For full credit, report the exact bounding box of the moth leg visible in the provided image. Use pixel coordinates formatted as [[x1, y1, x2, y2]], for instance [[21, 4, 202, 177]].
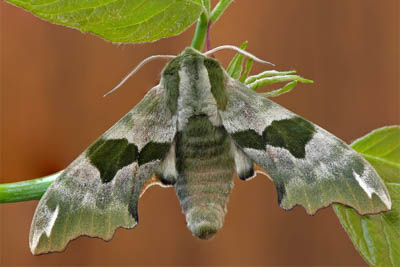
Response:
[[139, 175, 171, 198], [254, 165, 272, 181]]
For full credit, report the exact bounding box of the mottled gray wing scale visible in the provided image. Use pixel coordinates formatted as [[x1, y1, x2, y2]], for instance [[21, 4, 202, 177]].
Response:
[[220, 76, 391, 215], [30, 85, 176, 255]]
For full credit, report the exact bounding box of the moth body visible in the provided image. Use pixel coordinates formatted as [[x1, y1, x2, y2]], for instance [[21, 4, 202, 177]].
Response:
[[29, 47, 391, 255], [160, 48, 236, 239]]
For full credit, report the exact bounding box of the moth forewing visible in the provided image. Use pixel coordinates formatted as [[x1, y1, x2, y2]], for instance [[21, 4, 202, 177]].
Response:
[[29, 85, 177, 255], [219, 75, 391, 215]]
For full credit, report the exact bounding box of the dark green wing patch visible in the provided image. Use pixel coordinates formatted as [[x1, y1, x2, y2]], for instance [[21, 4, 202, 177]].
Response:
[[263, 117, 316, 158], [88, 139, 172, 183], [204, 58, 227, 110], [88, 138, 138, 183], [231, 129, 265, 150], [138, 142, 171, 166], [162, 57, 181, 115], [231, 116, 316, 159]]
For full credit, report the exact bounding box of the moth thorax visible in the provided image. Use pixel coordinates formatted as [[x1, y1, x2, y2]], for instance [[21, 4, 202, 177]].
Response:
[[175, 114, 235, 239]]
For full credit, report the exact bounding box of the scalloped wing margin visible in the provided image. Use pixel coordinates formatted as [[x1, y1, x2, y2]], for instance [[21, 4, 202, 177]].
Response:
[[29, 85, 176, 255], [220, 76, 391, 215]]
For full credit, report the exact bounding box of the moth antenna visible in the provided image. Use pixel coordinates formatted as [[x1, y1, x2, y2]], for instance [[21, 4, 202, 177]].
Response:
[[104, 55, 176, 97], [204, 45, 275, 66]]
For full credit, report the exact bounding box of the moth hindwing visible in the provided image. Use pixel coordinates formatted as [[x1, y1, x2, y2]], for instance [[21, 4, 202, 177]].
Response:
[[30, 47, 391, 254]]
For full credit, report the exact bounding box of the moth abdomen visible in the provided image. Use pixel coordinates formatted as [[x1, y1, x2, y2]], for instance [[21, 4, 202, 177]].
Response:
[[175, 168, 234, 240], [175, 115, 235, 239], [184, 204, 226, 240]]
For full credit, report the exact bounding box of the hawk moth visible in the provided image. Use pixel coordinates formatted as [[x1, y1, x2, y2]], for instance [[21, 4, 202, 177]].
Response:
[[29, 47, 391, 255]]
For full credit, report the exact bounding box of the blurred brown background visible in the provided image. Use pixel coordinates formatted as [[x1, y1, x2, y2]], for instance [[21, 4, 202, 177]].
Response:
[[1, 0, 399, 265]]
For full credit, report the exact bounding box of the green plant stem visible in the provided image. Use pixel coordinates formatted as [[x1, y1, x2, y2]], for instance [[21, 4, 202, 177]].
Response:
[[0, 171, 61, 203], [191, 0, 233, 51], [191, 11, 209, 51], [210, 0, 233, 23]]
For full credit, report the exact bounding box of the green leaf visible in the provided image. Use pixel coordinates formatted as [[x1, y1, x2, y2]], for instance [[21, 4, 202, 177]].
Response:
[[333, 126, 400, 267], [239, 58, 253, 83], [226, 41, 248, 79], [245, 70, 313, 96], [259, 80, 298, 98], [245, 70, 297, 85], [6, 0, 205, 43], [202, 0, 211, 13]]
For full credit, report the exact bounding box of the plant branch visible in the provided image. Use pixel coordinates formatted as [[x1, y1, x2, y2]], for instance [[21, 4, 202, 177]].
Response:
[[191, 0, 233, 51], [210, 0, 233, 23], [191, 12, 209, 51], [0, 171, 61, 203]]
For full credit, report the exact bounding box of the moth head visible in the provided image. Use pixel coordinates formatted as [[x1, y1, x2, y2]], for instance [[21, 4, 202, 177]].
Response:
[[106, 45, 273, 116], [161, 47, 228, 115]]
